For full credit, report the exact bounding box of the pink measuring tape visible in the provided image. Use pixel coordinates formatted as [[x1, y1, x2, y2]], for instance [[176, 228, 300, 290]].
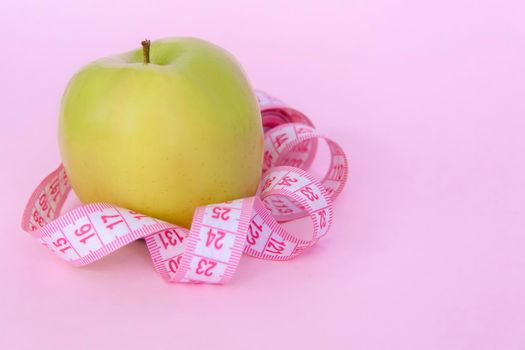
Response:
[[21, 91, 349, 284]]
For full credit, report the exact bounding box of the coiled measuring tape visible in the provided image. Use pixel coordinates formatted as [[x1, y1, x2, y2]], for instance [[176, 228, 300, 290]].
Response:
[[21, 91, 348, 284]]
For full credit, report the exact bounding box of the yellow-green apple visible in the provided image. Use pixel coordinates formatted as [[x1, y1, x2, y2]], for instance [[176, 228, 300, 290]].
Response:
[[59, 38, 263, 227]]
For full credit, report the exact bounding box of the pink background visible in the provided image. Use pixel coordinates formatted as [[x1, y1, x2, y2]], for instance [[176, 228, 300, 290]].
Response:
[[1, 0, 524, 349]]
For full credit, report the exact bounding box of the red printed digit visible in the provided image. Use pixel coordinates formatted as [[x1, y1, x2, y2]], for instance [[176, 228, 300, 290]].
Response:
[[292, 245, 307, 256], [277, 207, 293, 214], [101, 214, 124, 230], [168, 255, 183, 273], [39, 193, 49, 211], [318, 210, 327, 229], [265, 237, 286, 254], [52, 191, 60, 202], [33, 210, 45, 226], [206, 228, 226, 249], [330, 163, 345, 181], [59, 246, 72, 253], [292, 141, 309, 153], [159, 229, 185, 249], [196, 259, 217, 277], [128, 210, 148, 220], [49, 178, 59, 194], [262, 176, 276, 192], [274, 133, 289, 148], [159, 232, 169, 249], [271, 198, 293, 214], [300, 186, 319, 202], [53, 238, 72, 253], [247, 220, 262, 245], [337, 164, 346, 180], [211, 207, 231, 221], [49, 177, 61, 202], [74, 224, 96, 244], [277, 175, 298, 187], [263, 151, 273, 168], [220, 208, 231, 220]]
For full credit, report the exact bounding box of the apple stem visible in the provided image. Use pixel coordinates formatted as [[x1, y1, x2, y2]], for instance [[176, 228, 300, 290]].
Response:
[[141, 39, 151, 64]]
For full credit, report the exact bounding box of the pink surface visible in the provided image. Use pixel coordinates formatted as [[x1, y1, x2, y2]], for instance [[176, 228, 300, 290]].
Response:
[[1, 1, 524, 349]]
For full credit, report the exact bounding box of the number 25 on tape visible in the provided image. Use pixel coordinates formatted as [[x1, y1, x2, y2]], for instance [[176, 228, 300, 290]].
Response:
[[211, 207, 231, 221]]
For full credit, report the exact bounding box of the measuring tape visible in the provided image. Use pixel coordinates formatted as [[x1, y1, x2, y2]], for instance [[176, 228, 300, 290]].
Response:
[[21, 91, 349, 284]]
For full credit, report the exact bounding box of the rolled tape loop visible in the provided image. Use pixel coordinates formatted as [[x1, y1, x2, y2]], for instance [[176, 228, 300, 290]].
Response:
[[21, 90, 349, 284]]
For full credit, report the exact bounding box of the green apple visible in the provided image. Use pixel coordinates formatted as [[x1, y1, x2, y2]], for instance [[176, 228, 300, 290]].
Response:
[[59, 38, 263, 228]]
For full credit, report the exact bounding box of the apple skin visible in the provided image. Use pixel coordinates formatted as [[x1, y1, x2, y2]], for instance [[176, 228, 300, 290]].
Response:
[[59, 38, 263, 228]]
